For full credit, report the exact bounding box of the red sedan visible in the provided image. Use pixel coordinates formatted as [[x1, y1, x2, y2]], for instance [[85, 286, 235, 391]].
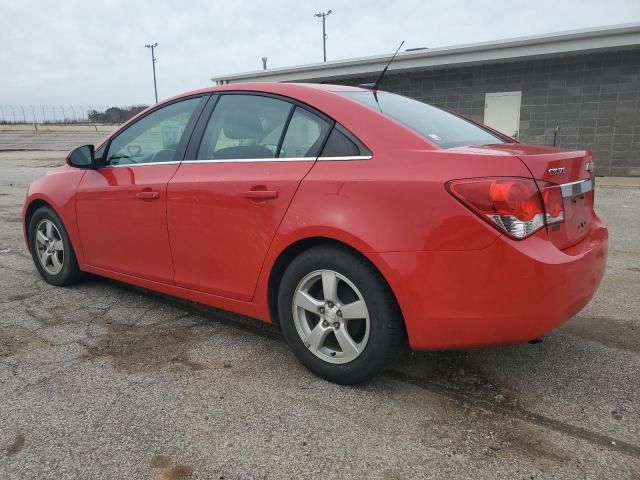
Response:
[[23, 83, 608, 384]]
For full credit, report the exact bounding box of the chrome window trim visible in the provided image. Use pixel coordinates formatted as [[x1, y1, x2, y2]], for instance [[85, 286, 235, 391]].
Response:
[[181, 155, 372, 164], [103, 160, 182, 168], [101, 155, 373, 167], [182, 157, 315, 164], [317, 155, 372, 161], [559, 177, 594, 198]]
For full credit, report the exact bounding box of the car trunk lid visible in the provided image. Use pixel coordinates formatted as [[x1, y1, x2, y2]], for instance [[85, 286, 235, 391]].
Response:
[[470, 144, 595, 249]]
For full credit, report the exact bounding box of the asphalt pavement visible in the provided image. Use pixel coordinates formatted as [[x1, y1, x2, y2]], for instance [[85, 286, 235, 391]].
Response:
[[1, 131, 639, 479]]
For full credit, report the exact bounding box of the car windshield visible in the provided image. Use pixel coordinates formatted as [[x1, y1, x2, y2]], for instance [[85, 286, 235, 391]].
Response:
[[342, 91, 507, 149]]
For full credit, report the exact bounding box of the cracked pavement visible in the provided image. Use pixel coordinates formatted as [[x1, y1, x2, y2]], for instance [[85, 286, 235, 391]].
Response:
[[1, 132, 639, 479]]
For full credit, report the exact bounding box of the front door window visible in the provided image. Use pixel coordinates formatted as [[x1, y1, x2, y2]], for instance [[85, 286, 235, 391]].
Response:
[[106, 97, 201, 165]]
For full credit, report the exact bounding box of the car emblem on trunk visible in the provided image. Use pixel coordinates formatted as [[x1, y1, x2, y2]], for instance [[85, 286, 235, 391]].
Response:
[[586, 160, 594, 172], [548, 167, 565, 175]]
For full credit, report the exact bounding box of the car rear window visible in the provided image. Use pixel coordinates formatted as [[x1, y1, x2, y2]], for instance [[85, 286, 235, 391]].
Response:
[[342, 91, 507, 149]]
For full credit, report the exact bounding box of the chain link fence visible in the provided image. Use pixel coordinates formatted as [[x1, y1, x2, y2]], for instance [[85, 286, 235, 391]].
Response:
[[0, 105, 148, 124]]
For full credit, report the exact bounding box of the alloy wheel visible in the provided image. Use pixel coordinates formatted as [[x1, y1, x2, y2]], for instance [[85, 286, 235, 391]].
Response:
[[35, 219, 64, 275], [292, 269, 370, 364]]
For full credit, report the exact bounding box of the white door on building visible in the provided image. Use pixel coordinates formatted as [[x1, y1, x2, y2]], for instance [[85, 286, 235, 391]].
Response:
[[484, 91, 522, 139]]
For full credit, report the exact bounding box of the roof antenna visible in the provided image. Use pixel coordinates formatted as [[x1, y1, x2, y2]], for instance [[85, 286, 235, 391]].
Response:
[[358, 40, 405, 91]]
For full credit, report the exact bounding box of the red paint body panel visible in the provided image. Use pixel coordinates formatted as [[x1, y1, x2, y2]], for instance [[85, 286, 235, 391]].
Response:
[[283, 148, 538, 253], [167, 161, 315, 300], [24, 82, 609, 352], [76, 165, 179, 283], [369, 217, 607, 350], [22, 165, 87, 263]]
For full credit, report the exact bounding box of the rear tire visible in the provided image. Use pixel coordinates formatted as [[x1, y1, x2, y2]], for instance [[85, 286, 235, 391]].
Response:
[[278, 245, 403, 384], [28, 206, 83, 286]]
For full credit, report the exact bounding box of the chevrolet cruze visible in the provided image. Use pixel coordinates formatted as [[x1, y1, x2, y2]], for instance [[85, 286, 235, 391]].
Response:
[[23, 83, 608, 384]]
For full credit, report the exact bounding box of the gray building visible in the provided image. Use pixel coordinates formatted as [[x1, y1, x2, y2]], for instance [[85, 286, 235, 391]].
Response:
[[212, 23, 640, 176]]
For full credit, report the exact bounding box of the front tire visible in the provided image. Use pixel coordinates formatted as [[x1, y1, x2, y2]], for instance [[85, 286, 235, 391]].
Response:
[[278, 245, 403, 384], [28, 206, 83, 286]]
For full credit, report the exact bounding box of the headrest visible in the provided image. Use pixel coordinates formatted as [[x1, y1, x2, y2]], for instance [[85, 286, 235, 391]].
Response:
[[223, 109, 263, 139]]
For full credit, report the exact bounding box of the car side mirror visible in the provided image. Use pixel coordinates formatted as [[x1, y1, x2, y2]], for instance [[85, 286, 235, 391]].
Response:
[[66, 144, 96, 169]]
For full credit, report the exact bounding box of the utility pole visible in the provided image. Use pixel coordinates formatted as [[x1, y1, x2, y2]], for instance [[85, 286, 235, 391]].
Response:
[[314, 10, 332, 62], [145, 43, 159, 103]]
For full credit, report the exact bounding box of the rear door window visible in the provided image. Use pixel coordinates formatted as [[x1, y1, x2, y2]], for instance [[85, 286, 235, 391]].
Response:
[[196, 94, 292, 160], [279, 107, 331, 158]]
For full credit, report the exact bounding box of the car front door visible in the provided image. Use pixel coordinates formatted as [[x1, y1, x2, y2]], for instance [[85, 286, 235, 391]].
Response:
[[167, 93, 332, 301], [75, 96, 205, 283]]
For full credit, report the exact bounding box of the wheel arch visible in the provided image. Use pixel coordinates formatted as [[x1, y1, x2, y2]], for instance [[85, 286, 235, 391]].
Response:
[[25, 198, 54, 223], [266, 236, 404, 333], [23, 198, 55, 244], [23, 196, 85, 266]]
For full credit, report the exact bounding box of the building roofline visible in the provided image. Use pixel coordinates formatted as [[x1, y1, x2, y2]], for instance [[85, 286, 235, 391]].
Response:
[[211, 23, 640, 84]]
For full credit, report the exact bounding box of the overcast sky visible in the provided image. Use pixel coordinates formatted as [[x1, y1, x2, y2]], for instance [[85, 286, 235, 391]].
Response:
[[0, 0, 639, 107]]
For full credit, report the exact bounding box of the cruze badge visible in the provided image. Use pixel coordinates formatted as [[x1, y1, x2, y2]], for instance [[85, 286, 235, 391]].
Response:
[[548, 167, 565, 175], [586, 160, 594, 172]]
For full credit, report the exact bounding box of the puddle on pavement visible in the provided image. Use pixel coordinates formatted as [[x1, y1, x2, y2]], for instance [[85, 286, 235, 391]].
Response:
[[150, 454, 193, 480], [82, 318, 210, 373], [0, 326, 50, 357], [24, 304, 68, 326], [562, 316, 640, 353], [399, 350, 522, 409], [395, 351, 574, 467], [4, 432, 25, 457]]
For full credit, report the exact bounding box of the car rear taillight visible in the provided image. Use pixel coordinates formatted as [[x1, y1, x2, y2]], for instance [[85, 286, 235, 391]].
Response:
[[539, 182, 564, 225], [447, 177, 565, 239]]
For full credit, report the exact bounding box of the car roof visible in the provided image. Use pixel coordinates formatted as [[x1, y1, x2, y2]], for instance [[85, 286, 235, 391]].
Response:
[[161, 82, 367, 104]]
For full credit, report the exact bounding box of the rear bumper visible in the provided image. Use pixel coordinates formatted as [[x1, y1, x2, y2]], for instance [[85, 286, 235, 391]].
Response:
[[372, 216, 608, 350]]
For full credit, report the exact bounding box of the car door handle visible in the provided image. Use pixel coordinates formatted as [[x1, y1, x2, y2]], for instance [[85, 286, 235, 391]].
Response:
[[136, 191, 160, 200], [243, 190, 278, 200]]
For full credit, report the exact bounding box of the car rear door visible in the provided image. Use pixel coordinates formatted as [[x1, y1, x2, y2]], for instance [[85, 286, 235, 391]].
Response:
[[75, 96, 206, 283], [167, 93, 332, 301]]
